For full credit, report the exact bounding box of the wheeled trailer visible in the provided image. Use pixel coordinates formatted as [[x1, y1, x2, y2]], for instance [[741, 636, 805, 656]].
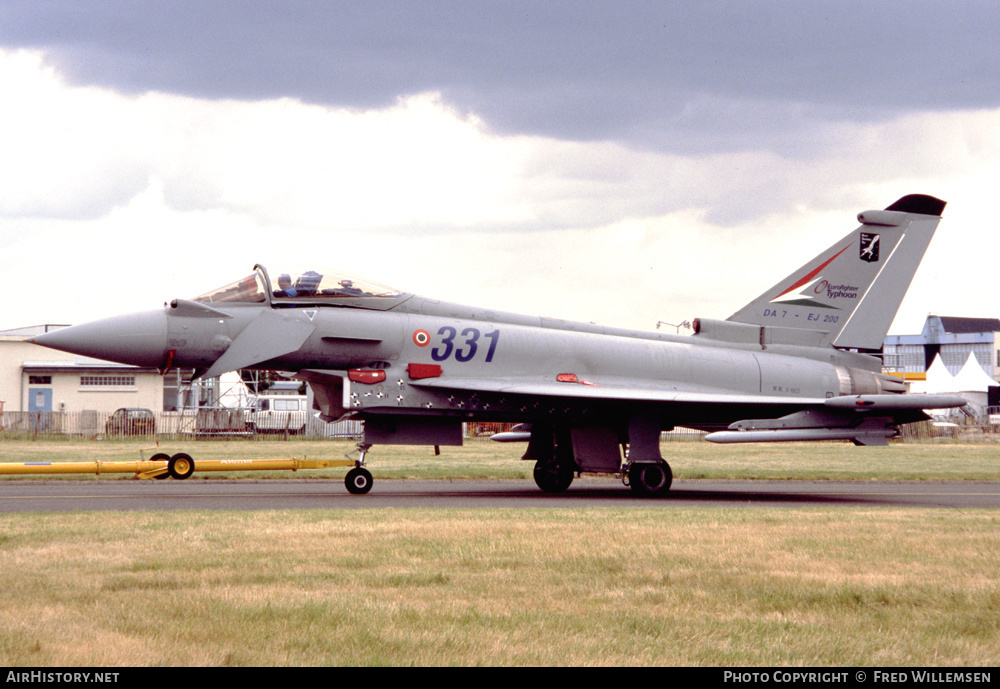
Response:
[[0, 450, 374, 494]]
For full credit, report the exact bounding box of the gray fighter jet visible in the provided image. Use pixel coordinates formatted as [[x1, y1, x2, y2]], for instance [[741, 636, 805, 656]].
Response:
[[32, 194, 965, 496]]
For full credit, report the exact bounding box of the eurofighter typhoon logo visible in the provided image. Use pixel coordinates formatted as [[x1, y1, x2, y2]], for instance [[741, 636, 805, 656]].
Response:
[[859, 232, 880, 263], [768, 243, 860, 309]]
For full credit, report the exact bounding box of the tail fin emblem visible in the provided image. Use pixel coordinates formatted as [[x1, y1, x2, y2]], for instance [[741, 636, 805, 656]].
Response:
[[859, 232, 880, 263]]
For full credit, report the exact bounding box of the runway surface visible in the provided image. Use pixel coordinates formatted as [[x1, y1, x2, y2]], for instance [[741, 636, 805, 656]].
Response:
[[1, 478, 999, 511]]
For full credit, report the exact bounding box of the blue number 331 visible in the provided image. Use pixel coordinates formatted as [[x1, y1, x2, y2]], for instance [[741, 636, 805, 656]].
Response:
[[431, 327, 500, 363]]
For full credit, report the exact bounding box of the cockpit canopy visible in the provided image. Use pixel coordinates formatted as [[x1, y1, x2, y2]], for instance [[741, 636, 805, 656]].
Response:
[[193, 266, 409, 309], [193, 272, 269, 304]]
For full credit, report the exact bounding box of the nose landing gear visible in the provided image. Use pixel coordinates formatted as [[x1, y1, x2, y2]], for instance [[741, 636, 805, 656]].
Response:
[[345, 443, 374, 494]]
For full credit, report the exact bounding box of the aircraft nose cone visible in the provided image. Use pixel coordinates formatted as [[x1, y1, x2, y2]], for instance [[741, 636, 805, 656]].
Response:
[[30, 310, 169, 368]]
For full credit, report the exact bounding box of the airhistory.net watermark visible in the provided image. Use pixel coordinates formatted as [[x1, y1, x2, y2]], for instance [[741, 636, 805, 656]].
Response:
[[6, 672, 119, 684]]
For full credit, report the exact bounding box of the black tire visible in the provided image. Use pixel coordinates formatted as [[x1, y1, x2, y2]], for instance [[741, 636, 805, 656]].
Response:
[[345, 467, 373, 494], [629, 462, 672, 497], [168, 453, 195, 480], [533, 460, 575, 493], [150, 452, 171, 480]]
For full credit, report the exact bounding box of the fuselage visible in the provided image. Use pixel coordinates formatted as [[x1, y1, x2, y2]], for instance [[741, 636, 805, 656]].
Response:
[[31, 264, 897, 433], [24, 196, 961, 494]]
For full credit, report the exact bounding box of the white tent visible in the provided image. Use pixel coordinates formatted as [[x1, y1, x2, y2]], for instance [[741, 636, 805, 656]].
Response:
[[909, 354, 955, 395], [954, 352, 998, 392], [952, 353, 998, 411], [910, 353, 996, 414]]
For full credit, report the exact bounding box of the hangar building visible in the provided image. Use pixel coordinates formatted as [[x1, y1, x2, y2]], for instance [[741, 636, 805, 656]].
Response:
[[882, 316, 1000, 383]]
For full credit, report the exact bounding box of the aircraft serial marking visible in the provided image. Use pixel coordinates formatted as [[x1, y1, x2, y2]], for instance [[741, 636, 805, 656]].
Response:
[[430, 326, 500, 363]]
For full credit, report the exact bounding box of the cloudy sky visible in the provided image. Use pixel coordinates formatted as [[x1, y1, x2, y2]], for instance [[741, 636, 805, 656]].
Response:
[[3, 1, 1000, 337]]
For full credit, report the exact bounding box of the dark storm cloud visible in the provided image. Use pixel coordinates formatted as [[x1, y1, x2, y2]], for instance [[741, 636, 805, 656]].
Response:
[[5, 0, 1000, 153]]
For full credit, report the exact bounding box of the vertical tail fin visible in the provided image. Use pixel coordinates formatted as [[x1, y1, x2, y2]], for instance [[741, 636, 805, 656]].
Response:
[[727, 194, 946, 350]]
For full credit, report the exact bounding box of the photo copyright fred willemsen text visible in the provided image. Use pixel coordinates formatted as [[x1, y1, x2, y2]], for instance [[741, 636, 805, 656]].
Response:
[[724, 671, 991, 684]]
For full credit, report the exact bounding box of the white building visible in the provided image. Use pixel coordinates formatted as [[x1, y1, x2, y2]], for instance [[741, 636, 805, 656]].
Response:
[[1, 326, 165, 416]]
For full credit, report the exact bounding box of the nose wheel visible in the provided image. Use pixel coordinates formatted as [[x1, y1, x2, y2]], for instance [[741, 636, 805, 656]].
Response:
[[345, 443, 374, 494], [345, 467, 373, 494]]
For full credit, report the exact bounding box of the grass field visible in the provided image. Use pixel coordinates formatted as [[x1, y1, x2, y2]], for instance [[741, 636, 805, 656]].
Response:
[[2, 437, 1000, 482], [1, 508, 998, 666], [1, 439, 998, 666]]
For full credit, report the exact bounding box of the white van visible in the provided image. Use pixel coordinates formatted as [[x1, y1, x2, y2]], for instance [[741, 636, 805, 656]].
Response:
[[246, 394, 308, 434]]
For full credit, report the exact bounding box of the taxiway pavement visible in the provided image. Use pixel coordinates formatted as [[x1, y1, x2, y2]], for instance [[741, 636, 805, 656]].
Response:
[[1, 478, 998, 512]]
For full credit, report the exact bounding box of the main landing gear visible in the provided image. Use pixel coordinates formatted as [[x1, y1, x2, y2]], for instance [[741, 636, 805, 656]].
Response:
[[531, 458, 674, 497], [624, 461, 673, 497], [524, 420, 674, 497], [532, 459, 576, 493]]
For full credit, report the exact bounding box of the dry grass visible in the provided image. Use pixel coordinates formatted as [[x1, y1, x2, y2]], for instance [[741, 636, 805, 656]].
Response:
[[1, 508, 998, 666]]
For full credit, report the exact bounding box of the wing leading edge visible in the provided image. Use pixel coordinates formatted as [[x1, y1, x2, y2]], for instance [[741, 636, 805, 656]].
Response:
[[407, 375, 828, 406], [410, 378, 966, 416], [408, 376, 966, 445]]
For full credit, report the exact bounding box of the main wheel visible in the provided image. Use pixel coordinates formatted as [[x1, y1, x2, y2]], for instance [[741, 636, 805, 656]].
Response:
[[533, 460, 575, 493], [628, 462, 672, 497], [345, 467, 373, 494], [168, 453, 195, 480]]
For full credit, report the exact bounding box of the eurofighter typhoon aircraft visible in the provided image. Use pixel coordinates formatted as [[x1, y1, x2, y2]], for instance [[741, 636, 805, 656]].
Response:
[[32, 194, 965, 496]]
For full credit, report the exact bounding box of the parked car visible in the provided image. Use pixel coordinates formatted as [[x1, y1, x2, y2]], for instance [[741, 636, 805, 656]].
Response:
[[105, 408, 155, 436], [245, 394, 308, 434]]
